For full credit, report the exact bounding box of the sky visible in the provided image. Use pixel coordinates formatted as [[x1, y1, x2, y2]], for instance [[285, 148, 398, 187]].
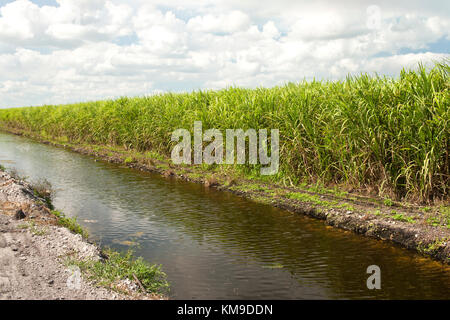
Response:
[[0, 0, 448, 108]]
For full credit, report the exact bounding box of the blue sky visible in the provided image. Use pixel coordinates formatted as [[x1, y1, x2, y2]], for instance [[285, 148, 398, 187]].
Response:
[[0, 0, 448, 108]]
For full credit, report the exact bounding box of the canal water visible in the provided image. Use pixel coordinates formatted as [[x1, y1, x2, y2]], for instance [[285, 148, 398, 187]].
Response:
[[0, 132, 449, 299]]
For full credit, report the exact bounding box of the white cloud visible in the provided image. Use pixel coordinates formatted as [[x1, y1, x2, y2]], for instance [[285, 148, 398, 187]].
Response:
[[261, 21, 279, 39], [0, 0, 448, 108], [133, 7, 188, 54], [187, 10, 250, 33], [0, 0, 40, 40]]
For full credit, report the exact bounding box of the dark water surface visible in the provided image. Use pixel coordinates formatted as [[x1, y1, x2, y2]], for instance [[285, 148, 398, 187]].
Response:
[[0, 132, 449, 299]]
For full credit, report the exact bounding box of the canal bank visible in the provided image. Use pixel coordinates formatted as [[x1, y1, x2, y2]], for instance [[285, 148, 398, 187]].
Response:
[[2, 128, 449, 266], [0, 169, 167, 300]]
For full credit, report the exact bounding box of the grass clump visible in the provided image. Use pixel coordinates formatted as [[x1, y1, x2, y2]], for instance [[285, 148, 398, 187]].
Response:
[[18, 221, 47, 236], [31, 178, 54, 209], [146, 150, 165, 161], [124, 156, 134, 164], [51, 210, 88, 238], [372, 210, 382, 216], [426, 206, 450, 228], [0, 61, 448, 202], [419, 237, 449, 254], [68, 248, 169, 295], [392, 213, 416, 223], [7, 168, 27, 181]]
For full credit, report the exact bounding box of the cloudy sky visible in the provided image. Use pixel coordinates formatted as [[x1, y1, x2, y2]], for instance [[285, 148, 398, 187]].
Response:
[[0, 0, 448, 108]]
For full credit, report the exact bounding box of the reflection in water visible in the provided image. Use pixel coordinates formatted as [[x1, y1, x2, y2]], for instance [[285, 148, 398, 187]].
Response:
[[0, 132, 449, 299]]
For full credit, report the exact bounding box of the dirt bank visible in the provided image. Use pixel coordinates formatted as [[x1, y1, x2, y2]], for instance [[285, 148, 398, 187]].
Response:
[[0, 170, 161, 300], [1, 128, 450, 265]]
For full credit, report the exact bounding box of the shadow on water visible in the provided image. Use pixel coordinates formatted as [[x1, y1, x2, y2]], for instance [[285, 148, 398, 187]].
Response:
[[0, 132, 449, 299]]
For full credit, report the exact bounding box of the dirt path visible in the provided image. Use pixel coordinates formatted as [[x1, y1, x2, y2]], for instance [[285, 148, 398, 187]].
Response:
[[0, 171, 155, 300], [0, 214, 122, 299]]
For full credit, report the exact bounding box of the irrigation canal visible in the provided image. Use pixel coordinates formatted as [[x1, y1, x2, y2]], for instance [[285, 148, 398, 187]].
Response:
[[0, 132, 449, 299]]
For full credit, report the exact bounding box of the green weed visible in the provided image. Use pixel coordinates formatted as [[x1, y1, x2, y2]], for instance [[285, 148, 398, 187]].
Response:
[[51, 210, 88, 238], [67, 248, 169, 295]]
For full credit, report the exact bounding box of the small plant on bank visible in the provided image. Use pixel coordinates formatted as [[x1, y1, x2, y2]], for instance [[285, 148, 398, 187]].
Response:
[[427, 216, 441, 227], [425, 206, 450, 228], [18, 221, 47, 236], [31, 178, 54, 210], [372, 210, 382, 216], [392, 213, 416, 223], [8, 168, 28, 181], [419, 237, 449, 255], [68, 248, 169, 296], [51, 210, 88, 238], [146, 150, 165, 161], [124, 156, 134, 164]]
